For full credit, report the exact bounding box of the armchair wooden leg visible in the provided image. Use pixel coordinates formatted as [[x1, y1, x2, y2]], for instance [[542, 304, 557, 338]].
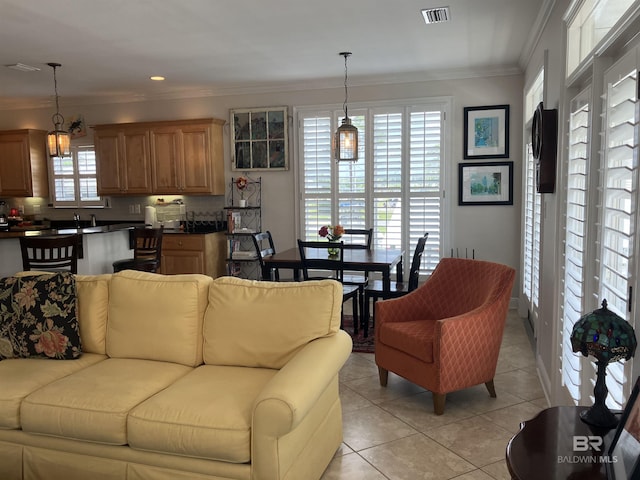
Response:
[[433, 393, 446, 415], [485, 380, 496, 398], [378, 367, 388, 386]]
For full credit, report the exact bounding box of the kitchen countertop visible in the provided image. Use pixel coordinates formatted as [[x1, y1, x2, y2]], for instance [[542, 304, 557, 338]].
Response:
[[0, 224, 227, 239], [0, 223, 142, 239]]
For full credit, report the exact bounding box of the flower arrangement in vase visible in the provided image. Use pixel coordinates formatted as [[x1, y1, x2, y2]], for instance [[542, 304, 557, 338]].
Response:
[[318, 224, 345, 256]]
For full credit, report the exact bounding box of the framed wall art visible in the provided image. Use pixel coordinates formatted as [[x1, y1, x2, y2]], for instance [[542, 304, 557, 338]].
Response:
[[231, 106, 288, 171], [463, 104, 509, 159], [458, 161, 513, 205]]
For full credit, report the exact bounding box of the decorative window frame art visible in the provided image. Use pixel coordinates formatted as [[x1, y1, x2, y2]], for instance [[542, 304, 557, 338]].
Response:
[[458, 161, 513, 206], [231, 106, 288, 171], [463, 104, 509, 159]]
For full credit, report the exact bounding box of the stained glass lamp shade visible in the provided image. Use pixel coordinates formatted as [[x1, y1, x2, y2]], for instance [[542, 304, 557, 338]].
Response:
[[571, 299, 637, 428]]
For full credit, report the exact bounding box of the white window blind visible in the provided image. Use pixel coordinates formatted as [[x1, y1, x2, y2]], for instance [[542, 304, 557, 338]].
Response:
[[596, 49, 637, 408], [560, 88, 592, 404], [298, 100, 447, 277], [522, 70, 544, 329], [50, 145, 103, 207]]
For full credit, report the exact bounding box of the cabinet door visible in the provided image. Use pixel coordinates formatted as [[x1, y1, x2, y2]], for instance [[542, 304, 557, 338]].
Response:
[[181, 125, 212, 193], [150, 127, 182, 193], [161, 250, 205, 274], [121, 129, 152, 194], [0, 133, 33, 196], [95, 130, 124, 195]]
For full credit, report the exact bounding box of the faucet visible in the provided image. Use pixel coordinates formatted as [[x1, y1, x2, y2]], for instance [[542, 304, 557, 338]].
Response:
[[73, 212, 80, 228]]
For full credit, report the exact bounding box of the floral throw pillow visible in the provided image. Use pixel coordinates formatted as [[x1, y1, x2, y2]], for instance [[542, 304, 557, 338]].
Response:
[[0, 272, 81, 360], [0, 276, 17, 359]]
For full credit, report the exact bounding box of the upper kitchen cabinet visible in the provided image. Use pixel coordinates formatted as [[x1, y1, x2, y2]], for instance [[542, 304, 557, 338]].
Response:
[[0, 129, 49, 197], [150, 119, 225, 195], [94, 126, 153, 195]]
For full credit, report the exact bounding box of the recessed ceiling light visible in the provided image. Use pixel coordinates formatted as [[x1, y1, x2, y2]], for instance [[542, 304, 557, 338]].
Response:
[[421, 7, 450, 24], [6, 63, 41, 72], [150, 76, 165, 81]]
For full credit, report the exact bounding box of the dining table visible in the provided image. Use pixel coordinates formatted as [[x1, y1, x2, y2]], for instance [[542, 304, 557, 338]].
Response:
[[261, 247, 404, 295]]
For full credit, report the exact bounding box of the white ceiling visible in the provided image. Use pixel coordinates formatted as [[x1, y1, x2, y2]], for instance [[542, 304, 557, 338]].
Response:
[[0, 0, 545, 109]]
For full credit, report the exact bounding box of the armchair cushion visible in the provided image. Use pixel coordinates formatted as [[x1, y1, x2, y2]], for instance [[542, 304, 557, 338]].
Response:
[[378, 320, 436, 363]]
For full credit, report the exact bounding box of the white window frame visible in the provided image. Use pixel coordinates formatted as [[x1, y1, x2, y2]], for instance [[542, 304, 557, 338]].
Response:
[[49, 144, 104, 208], [294, 97, 452, 278]]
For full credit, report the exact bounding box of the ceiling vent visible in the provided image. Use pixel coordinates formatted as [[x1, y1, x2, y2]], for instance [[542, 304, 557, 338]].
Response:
[[421, 7, 450, 24]]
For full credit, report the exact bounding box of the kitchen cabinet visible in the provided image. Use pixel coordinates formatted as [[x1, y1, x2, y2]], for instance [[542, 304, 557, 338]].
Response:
[[94, 126, 152, 195], [0, 129, 48, 197], [93, 118, 224, 196], [150, 119, 225, 195], [161, 232, 226, 277]]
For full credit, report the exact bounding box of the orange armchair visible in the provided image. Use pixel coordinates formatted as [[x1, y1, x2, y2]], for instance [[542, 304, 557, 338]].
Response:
[[374, 258, 515, 415]]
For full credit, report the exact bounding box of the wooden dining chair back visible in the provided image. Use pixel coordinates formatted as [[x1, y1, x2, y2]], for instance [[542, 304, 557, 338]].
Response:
[[363, 232, 429, 337], [252, 231, 279, 280], [20, 234, 80, 274], [113, 227, 164, 273], [342, 228, 374, 250], [297, 239, 360, 333], [341, 228, 374, 334]]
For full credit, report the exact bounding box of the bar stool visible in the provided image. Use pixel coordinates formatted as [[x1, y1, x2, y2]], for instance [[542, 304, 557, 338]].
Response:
[[20, 234, 80, 273], [113, 227, 164, 273]]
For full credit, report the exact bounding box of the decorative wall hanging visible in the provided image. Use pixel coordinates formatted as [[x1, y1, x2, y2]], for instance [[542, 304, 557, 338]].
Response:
[[231, 106, 288, 171], [458, 161, 513, 205], [463, 104, 510, 159], [532, 102, 558, 193]]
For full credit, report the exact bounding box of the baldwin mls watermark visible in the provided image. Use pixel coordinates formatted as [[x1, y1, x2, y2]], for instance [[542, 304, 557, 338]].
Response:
[[557, 436, 618, 464]]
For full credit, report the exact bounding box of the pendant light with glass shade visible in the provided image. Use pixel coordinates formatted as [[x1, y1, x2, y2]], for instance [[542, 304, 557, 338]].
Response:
[[47, 62, 71, 158], [335, 52, 358, 162]]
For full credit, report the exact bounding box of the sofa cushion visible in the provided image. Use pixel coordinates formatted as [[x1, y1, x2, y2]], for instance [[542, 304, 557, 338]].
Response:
[[0, 353, 106, 429], [378, 319, 436, 363], [203, 277, 342, 368], [107, 271, 212, 367], [0, 272, 81, 360], [20, 358, 192, 445], [128, 365, 277, 463], [76, 274, 111, 355]]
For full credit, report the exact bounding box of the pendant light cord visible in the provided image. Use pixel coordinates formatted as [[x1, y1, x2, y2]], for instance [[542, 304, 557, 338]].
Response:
[[341, 52, 351, 119], [48, 62, 64, 127]]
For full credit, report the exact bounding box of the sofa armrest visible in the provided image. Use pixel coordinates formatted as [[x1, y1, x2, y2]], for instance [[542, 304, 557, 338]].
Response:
[[252, 330, 351, 437]]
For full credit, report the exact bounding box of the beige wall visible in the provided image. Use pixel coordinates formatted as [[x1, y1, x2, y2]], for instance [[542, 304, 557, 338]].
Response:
[[0, 73, 524, 291]]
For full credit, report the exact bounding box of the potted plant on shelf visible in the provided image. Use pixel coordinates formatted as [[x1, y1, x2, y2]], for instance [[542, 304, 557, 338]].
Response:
[[236, 176, 248, 207]]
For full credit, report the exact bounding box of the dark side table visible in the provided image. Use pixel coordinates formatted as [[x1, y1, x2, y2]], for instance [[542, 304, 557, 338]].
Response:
[[506, 406, 617, 480]]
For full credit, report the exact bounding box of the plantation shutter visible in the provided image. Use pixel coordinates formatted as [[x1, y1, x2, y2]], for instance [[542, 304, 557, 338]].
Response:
[[298, 100, 447, 278], [594, 49, 638, 409], [560, 87, 592, 403]]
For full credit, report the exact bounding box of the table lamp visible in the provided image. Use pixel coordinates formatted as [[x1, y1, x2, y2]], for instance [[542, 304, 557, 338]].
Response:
[[571, 299, 637, 428]]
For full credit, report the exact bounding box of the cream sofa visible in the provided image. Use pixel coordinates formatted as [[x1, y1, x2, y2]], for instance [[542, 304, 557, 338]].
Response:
[[0, 270, 352, 480]]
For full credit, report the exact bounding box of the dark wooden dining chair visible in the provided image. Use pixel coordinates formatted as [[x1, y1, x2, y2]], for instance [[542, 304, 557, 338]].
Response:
[[252, 231, 280, 281], [297, 240, 360, 333], [20, 234, 80, 274], [342, 228, 374, 334], [113, 227, 164, 273], [363, 232, 429, 337]]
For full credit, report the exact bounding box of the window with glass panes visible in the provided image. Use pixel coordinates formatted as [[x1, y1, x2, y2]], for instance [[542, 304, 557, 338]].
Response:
[[50, 145, 102, 207], [297, 100, 448, 277]]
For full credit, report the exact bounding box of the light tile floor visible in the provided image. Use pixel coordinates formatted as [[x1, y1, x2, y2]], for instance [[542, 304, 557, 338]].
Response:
[[321, 310, 548, 480]]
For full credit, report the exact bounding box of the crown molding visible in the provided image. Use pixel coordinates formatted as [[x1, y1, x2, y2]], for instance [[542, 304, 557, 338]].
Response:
[[0, 65, 523, 111]]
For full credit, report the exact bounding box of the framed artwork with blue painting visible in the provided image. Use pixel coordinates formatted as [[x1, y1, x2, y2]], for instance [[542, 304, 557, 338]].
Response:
[[463, 105, 509, 159]]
